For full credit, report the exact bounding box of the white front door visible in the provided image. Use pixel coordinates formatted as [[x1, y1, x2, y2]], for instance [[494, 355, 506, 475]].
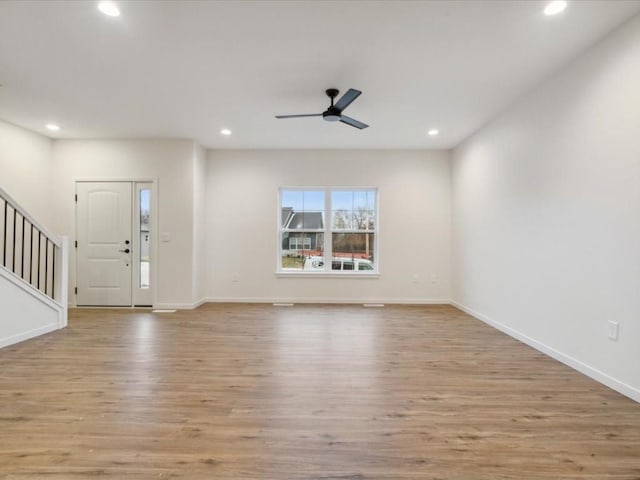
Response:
[[76, 182, 133, 306]]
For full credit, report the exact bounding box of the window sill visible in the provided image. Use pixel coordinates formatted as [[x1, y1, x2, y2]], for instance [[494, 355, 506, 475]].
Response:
[[276, 271, 380, 279]]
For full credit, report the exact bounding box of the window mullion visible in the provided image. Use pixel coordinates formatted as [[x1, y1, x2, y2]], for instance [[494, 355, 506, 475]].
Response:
[[324, 188, 332, 271]]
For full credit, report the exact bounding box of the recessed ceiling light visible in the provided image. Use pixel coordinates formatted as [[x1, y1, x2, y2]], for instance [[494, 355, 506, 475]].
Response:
[[428, 129, 439, 136], [544, 0, 567, 16], [46, 124, 61, 132], [220, 128, 232, 136], [98, 1, 121, 17]]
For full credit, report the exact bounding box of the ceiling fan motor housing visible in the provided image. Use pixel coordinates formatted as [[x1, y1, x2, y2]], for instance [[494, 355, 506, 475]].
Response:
[[323, 108, 341, 122]]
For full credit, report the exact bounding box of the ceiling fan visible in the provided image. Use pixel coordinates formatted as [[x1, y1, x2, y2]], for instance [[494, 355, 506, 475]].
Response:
[[275, 88, 369, 129]]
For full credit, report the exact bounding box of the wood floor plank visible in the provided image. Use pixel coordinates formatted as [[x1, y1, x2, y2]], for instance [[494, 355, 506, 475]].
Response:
[[0, 304, 639, 479]]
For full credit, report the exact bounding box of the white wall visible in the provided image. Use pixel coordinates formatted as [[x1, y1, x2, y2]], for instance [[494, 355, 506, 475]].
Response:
[[206, 149, 451, 303], [0, 120, 54, 229], [452, 15, 640, 400], [52, 139, 198, 308], [0, 267, 62, 348]]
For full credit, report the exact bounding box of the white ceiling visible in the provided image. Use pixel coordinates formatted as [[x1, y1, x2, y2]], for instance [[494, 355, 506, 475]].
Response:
[[0, 0, 639, 149]]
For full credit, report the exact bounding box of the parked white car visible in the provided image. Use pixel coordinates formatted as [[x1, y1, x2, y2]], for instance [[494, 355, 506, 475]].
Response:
[[303, 255, 374, 271]]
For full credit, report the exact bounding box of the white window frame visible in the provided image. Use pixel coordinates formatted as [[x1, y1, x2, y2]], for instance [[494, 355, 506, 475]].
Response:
[[277, 187, 379, 277]]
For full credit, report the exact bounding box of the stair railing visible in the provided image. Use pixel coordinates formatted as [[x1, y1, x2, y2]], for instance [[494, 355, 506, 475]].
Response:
[[0, 186, 63, 303]]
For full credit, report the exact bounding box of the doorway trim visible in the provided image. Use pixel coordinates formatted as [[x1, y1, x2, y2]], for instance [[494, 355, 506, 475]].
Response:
[[74, 177, 158, 308]]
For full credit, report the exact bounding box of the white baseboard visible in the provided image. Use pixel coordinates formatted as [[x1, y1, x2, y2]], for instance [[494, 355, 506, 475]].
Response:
[[203, 297, 451, 305], [79, 296, 449, 309], [192, 298, 207, 309], [451, 301, 640, 403], [0, 323, 60, 349]]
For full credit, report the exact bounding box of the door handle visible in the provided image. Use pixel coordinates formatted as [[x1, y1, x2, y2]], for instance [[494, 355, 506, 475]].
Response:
[[119, 248, 130, 254]]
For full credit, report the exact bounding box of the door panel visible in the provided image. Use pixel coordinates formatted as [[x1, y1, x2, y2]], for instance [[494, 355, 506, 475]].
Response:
[[77, 182, 132, 306]]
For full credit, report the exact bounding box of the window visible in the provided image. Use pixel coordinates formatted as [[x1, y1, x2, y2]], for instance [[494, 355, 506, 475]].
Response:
[[279, 188, 377, 273], [289, 237, 311, 250], [139, 188, 151, 288]]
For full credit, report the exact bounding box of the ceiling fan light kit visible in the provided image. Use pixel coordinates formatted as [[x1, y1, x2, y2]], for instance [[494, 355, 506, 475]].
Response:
[[275, 88, 369, 129]]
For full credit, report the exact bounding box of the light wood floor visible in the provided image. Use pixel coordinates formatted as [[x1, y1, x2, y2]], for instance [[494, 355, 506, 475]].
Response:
[[1, 304, 639, 479]]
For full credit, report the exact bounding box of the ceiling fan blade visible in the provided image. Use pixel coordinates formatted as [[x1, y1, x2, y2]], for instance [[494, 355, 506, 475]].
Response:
[[334, 88, 362, 112], [340, 115, 369, 130], [275, 114, 322, 119]]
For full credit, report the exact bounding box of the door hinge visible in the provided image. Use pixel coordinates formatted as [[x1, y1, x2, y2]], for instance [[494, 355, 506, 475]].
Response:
[[75, 194, 78, 202], [74, 287, 78, 295], [75, 240, 78, 248]]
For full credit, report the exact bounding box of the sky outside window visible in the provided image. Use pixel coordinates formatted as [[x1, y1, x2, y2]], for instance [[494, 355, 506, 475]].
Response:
[[281, 190, 325, 211], [140, 189, 150, 216], [331, 190, 375, 210]]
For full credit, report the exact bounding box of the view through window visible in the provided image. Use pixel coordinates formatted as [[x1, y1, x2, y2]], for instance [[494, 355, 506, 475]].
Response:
[[280, 188, 377, 273], [139, 188, 150, 288]]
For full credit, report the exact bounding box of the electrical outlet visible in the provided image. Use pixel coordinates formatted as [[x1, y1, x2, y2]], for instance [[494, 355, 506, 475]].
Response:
[[607, 320, 619, 341], [431, 274, 438, 284], [411, 274, 419, 284], [231, 273, 240, 284]]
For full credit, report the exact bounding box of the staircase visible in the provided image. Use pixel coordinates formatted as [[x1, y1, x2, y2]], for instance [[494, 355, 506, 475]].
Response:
[[0, 186, 68, 348]]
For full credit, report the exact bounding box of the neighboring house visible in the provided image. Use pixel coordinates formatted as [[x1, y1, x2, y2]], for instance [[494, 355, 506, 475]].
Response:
[[281, 208, 324, 253]]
